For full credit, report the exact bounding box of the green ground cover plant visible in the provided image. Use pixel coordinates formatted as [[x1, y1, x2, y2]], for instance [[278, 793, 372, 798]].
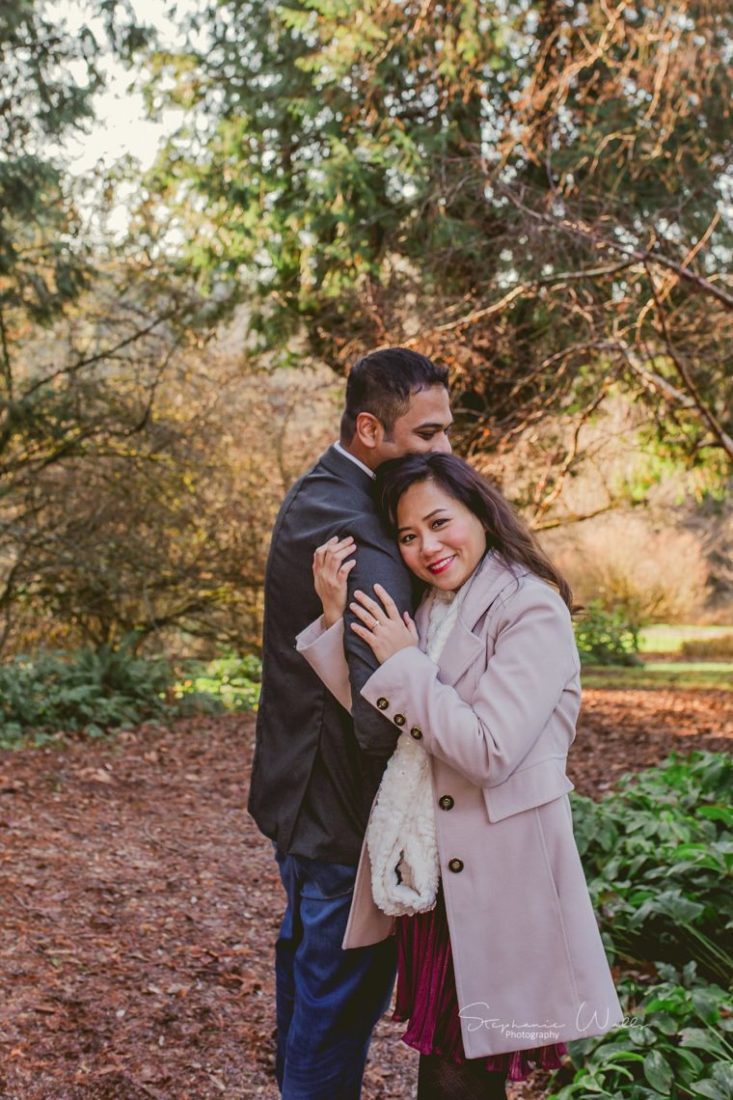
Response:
[[552, 752, 733, 1099], [572, 751, 732, 984], [0, 638, 172, 746], [554, 963, 733, 1100], [0, 646, 263, 746], [172, 654, 262, 714]]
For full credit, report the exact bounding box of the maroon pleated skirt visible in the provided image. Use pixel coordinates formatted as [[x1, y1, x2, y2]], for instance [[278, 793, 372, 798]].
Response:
[[392, 884, 569, 1083]]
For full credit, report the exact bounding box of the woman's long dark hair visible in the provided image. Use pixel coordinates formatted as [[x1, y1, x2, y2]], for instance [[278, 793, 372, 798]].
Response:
[[375, 453, 574, 611]]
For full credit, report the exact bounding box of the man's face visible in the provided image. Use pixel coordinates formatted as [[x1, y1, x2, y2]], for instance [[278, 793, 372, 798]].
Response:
[[374, 385, 453, 464]]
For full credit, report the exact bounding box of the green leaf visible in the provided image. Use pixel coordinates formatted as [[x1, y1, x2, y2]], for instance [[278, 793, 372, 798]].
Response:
[[690, 1083, 728, 1100], [691, 987, 726, 1024], [675, 1048, 706, 1076], [711, 1063, 733, 1090], [643, 1050, 673, 1093], [628, 1025, 656, 1046], [680, 1028, 727, 1056]]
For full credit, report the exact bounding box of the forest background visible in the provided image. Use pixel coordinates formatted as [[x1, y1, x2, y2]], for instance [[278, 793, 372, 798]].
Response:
[[1, 0, 732, 666]]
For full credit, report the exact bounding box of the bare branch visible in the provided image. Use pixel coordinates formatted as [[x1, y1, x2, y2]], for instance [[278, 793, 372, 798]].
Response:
[[500, 188, 733, 312], [404, 262, 636, 338], [647, 267, 733, 462]]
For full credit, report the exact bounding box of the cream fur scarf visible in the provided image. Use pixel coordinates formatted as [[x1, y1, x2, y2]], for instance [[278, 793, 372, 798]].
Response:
[[365, 582, 470, 917]]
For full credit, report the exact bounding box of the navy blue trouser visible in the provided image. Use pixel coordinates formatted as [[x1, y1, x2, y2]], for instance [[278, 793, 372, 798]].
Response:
[[274, 848, 397, 1099]]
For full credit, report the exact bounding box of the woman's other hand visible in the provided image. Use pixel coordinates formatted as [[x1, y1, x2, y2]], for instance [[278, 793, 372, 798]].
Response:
[[350, 583, 418, 664], [313, 536, 357, 627]]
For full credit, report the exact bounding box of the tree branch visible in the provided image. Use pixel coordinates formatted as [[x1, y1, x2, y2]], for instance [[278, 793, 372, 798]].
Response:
[[500, 187, 733, 312], [646, 267, 733, 462]]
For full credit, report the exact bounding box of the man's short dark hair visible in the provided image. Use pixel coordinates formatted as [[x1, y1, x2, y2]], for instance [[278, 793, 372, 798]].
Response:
[[340, 347, 449, 444]]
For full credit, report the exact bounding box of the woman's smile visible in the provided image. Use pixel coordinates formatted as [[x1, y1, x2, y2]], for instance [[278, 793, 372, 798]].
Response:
[[425, 553, 458, 576]]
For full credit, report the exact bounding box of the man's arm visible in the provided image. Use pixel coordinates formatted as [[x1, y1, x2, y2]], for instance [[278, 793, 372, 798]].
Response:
[[342, 521, 415, 757]]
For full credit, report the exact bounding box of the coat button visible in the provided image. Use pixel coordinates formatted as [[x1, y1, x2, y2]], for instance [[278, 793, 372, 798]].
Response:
[[410, 727, 422, 740], [376, 698, 389, 710], [439, 795, 454, 811], [448, 858, 464, 873], [394, 713, 406, 727]]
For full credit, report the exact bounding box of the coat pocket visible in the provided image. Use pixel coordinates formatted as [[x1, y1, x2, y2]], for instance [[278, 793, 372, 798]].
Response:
[[482, 757, 575, 823]]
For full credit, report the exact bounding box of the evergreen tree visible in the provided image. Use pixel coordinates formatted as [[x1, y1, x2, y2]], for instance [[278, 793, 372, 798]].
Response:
[[149, 0, 733, 473]]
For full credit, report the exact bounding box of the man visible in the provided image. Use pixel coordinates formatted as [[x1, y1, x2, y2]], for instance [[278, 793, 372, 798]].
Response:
[[248, 347, 452, 1099]]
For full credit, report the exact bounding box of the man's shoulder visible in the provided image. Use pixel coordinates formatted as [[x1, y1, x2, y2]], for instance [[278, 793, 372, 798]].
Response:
[[286, 448, 371, 501], [268, 450, 390, 570], [277, 450, 377, 527]]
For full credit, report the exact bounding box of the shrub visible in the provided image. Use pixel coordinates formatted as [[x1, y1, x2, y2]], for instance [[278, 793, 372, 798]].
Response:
[[555, 753, 733, 1097], [173, 653, 261, 713], [0, 644, 263, 745], [548, 514, 709, 624], [552, 962, 733, 1100], [0, 635, 172, 745], [680, 634, 733, 660], [574, 602, 642, 666], [571, 751, 733, 986]]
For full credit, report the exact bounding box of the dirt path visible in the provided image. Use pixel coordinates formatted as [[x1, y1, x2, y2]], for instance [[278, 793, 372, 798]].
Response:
[[0, 689, 730, 1100]]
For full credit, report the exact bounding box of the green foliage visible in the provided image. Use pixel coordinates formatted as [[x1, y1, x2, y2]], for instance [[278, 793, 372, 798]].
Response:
[[552, 753, 733, 1097], [0, 1, 152, 326], [553, 962, 733, 1100], [0, 644, 263, 744], [571, 752, 733, 986], [0, 2, 95, 324], [145, 0, 733, 474], [173, 654, 261, 714], [0, 636, 171, 745], [575, 602, 642, 667], [0, 4, 204, 658]]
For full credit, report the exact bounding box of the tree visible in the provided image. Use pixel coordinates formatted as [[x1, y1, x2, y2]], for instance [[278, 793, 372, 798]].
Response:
[[0, 2, 241, 652], [0, 0, 151, 331], [148, 0, 733, 508], [0, 277, 341, 654]]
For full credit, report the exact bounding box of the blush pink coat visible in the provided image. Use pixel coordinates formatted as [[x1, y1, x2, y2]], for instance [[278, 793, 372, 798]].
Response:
[[295, 551, 624, 1058]]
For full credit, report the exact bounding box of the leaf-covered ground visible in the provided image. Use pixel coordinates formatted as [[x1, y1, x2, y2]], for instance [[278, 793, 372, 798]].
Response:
[[1, 689, 731, 1100]]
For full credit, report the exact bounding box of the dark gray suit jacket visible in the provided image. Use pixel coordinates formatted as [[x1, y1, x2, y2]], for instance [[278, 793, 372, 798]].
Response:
[[247, 444, 420, 864]]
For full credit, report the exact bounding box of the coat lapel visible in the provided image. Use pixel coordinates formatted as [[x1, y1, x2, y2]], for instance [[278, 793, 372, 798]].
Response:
[[415, 596, 431, 640], [437, 618, 486, 686], [419, 552, 529, 687]]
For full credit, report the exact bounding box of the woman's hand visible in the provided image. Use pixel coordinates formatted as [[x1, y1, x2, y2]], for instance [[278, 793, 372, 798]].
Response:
[[350, 583, 418, 664], [313, 536, 357, 627]]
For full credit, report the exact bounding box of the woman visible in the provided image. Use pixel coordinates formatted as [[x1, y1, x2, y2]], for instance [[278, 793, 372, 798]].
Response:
[[295, 454, 623, 1099]]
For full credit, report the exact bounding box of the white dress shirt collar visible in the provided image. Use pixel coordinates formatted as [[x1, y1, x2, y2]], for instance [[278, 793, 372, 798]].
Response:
[[333, 440, 376, 481]]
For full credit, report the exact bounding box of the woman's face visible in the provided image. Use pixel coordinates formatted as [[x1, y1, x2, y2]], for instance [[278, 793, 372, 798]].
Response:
[[396, 478, 487, 591]]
